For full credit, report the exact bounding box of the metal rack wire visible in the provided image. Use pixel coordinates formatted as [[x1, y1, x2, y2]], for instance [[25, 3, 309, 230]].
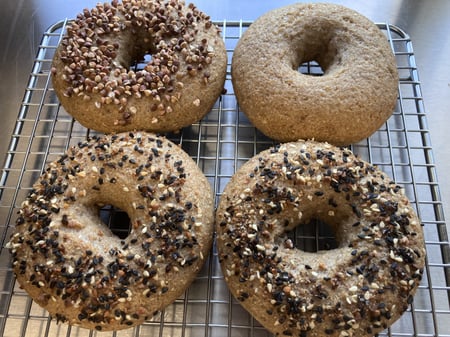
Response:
[[0, 20, 449, 337]]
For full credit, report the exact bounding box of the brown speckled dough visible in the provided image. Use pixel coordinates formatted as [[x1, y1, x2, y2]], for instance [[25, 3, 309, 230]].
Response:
[[52, 0, 227, 133], [7, 132, 214, 331], [216, 140, 425, 337], [231, 3, 399, 145]]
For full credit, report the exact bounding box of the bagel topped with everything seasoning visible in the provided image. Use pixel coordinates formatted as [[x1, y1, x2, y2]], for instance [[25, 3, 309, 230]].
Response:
[[216, 140, 425, 337], [52, 0, 227, 133], [7, 132, 214, 331]]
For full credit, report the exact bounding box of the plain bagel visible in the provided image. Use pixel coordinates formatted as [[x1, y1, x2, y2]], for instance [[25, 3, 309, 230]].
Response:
[[231, 3, 399, 145], [7, 132, 214, 331], [216, 140, 425, 337], [52, 0, 227, 133]]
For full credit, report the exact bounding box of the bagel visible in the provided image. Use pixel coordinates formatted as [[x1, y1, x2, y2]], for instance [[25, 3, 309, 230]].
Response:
[[231, 3, 398, 145], [7, 132, 214, 331], [216, 140, 425, 337], [51, 0, 227, 133]]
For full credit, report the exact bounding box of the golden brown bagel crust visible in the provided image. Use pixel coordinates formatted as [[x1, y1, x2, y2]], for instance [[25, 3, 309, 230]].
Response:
[[7, 132, 214, 331], [216, 140, 425, 337], [231, 3, 398, 145], [52, 0, 227, 133]]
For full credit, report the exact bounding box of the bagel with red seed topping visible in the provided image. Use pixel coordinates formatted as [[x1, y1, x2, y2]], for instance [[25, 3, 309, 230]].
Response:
[[52, 0, 227, 133]]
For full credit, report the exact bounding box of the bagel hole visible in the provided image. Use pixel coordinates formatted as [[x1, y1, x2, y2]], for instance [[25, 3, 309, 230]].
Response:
[[298, 60, 324, 76], [119, 34, 155, 71], [286, 218, 338, 252], [99, 205, 132, 240], [130, 53, 153, 71]]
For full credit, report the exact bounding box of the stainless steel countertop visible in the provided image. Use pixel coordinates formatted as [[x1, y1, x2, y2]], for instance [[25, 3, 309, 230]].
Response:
[[1, 0, 449, 226]]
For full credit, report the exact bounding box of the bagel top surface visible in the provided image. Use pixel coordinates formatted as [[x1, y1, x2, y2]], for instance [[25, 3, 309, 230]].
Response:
[[216, 140, 425, 337], [231, 3, 399, 145], [51, 0, 227, 133], [7, 132, 214, 331]]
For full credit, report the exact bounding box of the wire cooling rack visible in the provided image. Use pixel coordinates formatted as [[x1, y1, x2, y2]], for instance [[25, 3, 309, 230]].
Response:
[[0, 20, 449, 337]]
